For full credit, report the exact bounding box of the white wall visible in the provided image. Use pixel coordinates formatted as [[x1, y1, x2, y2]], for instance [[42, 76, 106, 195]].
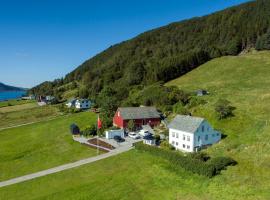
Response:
[[105, 129, 125, 139], [169, 120, 221, 152], [169, 128, 194, 152]]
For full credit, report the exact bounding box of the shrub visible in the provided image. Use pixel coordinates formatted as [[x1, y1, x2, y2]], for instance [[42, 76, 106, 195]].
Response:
[[173, 102, 190, 115], [215, 99, 236, 120], [208, 157, 237, 173], [134, 142, 236, 178]]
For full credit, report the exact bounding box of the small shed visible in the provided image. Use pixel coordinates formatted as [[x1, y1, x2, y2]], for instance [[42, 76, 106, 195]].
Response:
[[70, 124, 80, 135], [105, 129, 125, 139], [196, 89, 209, 96], [143, 134, 156, 146]]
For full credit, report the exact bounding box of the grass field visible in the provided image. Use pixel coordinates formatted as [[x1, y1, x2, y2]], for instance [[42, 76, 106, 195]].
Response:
[[0, 111, 99, 181], [0, 99, 35, 108], [1, 51, 270, 199], [0, 104, 61, 129]]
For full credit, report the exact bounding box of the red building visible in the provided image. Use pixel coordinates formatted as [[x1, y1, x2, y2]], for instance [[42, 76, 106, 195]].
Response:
[[113, 107, 161, 129]]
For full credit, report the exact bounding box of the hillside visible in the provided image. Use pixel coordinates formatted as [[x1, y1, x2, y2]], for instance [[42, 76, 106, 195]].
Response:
[[30, 0, 270, 103], [2, 51, 270, 200], [0, 82, 25, 92]]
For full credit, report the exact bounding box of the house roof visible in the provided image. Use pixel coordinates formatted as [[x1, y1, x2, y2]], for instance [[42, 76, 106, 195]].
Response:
[[118, 107, 160, 120], [143, 134, 155, 140], [168, 115, 204, 133]]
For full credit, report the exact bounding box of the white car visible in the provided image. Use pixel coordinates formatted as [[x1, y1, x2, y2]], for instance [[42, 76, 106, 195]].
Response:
[[128, 132, 140, 139], [139, 130, 150, 137]]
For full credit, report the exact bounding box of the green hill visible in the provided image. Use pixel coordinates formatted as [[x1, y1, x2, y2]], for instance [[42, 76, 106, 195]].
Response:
[[2, 51, 270, 200], [0, 82, 25, 92], [30, 0, 270, 104], [166, 50, 270, 197]]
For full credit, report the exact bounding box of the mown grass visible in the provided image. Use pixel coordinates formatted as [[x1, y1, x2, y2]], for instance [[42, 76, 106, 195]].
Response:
[[0, 111, 99, 181], [0, 99, 35, 108], [1, 51, 270, 199], [0, 105, 61, 129]]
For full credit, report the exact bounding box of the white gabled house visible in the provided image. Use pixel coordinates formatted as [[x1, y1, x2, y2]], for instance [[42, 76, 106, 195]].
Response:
[[75, 99, 91, 109], [168, 115, 221, 152], [66, 99, 76, 108]]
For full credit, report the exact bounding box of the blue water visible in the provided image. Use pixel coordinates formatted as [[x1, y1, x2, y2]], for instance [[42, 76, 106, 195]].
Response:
[[0, 91, 27, 102]]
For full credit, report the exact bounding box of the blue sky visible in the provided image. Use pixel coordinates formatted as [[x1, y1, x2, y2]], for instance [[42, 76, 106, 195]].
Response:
[[0, 0, 250, 88]]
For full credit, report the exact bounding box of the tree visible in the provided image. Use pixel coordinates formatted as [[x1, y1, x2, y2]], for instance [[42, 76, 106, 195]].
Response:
[[127, 120, 135, 131], [215, 99, 236, 120]]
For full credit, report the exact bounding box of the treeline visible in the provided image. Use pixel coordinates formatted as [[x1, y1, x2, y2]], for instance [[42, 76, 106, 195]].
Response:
[[30, 0, 270, 104]]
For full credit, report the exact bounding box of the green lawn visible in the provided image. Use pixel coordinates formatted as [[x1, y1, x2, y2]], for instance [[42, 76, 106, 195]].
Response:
[[0, 111, 99, 181], [1, 51, 270, 199], [0, 99, 36, 108], [0, 105, 61, 129]]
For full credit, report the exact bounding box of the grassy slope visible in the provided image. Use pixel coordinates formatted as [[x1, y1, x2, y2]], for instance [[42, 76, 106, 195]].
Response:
[[1, 51, 270, 200], [0, 105, 61, 129], [0, 99, 36, 108], [0, 111, 99, 181]]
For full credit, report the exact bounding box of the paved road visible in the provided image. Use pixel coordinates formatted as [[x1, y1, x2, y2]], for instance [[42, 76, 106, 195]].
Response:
[[0, 145, 133, 188]]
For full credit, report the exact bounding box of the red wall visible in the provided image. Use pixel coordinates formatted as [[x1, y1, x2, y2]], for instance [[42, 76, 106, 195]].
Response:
[[113, 110, 160, 129]]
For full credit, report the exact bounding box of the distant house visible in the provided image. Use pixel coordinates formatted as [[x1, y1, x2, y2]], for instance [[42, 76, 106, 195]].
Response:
[[75, 99, 91, 109], [168, 115, 221, 152], [45, 96, 55, 101], [113, 107, 161, 129], [143, 134, 156, 146], [196, 89, 209, 96], [21, 95, 35, 100], [66, 99, 76, 108]]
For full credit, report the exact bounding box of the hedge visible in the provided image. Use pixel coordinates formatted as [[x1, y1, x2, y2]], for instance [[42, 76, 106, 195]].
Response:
[[134, 142, 236, 178]]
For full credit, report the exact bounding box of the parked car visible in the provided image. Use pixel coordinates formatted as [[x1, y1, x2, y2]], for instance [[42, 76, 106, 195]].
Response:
[[113, 135, 125, 143], [128, 132, 140, 139], [139, 130, 151, 137]]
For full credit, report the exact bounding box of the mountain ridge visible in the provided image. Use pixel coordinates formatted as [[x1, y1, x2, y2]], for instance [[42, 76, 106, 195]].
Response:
[[0, 82, 26, 92], [30, 0, 270, 103]]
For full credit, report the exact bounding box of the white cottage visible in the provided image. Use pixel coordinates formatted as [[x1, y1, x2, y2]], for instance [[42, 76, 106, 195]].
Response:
[[168, 115, 221, 152]]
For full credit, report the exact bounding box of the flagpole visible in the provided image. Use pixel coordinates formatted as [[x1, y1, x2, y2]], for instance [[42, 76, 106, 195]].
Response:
[[97, 115, 99, 156]]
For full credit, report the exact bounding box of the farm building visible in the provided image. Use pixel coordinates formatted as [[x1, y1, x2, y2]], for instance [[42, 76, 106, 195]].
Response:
[[113, 107, 161, 129], [168, 115, 221, 152]]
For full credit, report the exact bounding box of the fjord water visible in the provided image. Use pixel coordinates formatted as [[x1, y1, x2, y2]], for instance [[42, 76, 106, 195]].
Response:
[[0, 91, 26, 102]]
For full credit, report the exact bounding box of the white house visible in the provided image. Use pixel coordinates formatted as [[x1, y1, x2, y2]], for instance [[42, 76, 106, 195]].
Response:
[[66, 99, 76, 108], [143, 134, 156, 146], [75, 99, 91, 109], [168, 115, 221, 152]]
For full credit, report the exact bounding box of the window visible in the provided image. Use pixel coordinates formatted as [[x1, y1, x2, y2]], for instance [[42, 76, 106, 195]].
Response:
[[172, 132, 175, 137], [183, 135, 186, 140], [187, 136, 190, 141], [183, 144, 186, 148], [217, 133, 220, 136], [187, 145, 190, 149], [212, 134, 215, 137], [205, 135, 208, 140], [202, 125, 204, 132], [176, 133, 179, 138], [172, 141, 175, 145], [176, 142, 178, 146], [198, 136, 200, 142]]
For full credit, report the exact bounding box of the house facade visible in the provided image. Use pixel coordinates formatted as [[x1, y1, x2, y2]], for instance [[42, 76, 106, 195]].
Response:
[[113, 107, 160, 129], [168, 115, 221, 152], [75, 99, 91, 109]]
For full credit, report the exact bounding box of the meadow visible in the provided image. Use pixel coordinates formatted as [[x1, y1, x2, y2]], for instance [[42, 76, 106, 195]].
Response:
[[0, 104, 61, 129], [1, 51, 270, 199], [0, 111, 99, 181], [0, 99, 35, 108]]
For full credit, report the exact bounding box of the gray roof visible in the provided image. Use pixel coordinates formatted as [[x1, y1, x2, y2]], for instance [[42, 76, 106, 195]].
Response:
[[118, 107, 160, 120], [168, 115, 204, 133]]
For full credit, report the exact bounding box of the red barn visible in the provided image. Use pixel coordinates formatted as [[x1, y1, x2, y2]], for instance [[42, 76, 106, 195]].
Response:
[[113, 107, 161, 129]]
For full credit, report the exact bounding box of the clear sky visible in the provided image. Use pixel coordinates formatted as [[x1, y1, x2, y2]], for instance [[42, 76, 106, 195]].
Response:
[[0, 0, 250, 88]]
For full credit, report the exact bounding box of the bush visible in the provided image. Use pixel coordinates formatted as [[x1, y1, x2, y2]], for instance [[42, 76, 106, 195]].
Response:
[[187, 97, 207, 109], [82, 124, 97, 137], [134, 142, 236, 177], [208, 157, 237, 173], [215, 99, 236, 120], [173, 102, 190, 115]]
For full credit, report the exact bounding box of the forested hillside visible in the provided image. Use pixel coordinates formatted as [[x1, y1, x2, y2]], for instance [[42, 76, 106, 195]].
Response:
[[30, 0, 270, 103], [0, 82, 25, 92]]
